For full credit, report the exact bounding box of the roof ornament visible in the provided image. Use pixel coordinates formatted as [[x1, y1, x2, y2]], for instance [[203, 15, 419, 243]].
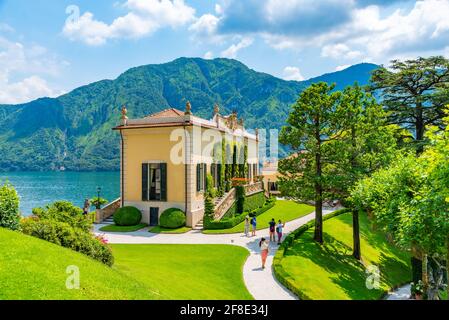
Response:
[[185, 101, 192, 115], [238, 117, 244, 126], [121, 105, 128, 126], [214, 103, 220, 115]]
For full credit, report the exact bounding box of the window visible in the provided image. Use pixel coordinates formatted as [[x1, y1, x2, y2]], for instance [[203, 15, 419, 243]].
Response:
[[196, 163, 207, 192], [211, 163, 222, 188], [253, 163, 258, 180], [142, 163, 167, 201]]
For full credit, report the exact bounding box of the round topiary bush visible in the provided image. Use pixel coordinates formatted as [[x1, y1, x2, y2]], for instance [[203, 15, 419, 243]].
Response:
[[160, 208, 186, 229], [113, 206, 142, 226]]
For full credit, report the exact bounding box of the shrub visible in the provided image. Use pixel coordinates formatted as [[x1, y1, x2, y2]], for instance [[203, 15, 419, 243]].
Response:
[[113, 206, 142, 226], [90, 197, 108, 210], [20, 217, 114, 266], [236, 186, 245, 214], [204, 201, 275, 230], [32, 201, 91, 232], [160, 208, 186, 229], [0, 182, 20, 231]]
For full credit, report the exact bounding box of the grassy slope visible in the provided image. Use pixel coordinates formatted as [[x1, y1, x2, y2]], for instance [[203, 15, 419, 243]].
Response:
[[0, 228, 162, 300], [280, 213, 411, 300], [148, 226, 192, 234], [99, 223, 147, 232], [204, 200, 314, 234], [111, 244, 253, 300]]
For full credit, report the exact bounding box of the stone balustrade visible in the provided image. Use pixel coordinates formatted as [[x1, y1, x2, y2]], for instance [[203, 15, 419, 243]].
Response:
[[95, 198, 121, 224]]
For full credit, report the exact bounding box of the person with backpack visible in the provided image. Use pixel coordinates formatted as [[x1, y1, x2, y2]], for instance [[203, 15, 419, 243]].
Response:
[[244, 215, 250, 237], [259, 238, 269, 269], [251, 216, 257, 237], [276, 219, 285, 245], [268, 218, 276, 242]]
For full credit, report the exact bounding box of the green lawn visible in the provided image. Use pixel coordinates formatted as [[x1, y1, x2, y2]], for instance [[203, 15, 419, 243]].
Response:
[[203, 200, 314, 234], [0, 228, 162, 300], [148, 226, 192, 234], [111, 244, 253, 300], [99, 223, 148, 232], [278, 213, 411, 300]]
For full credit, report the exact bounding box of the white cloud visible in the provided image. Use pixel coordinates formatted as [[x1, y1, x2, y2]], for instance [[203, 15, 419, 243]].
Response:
[[196, 0, 449, 64], [220, 37, 254, 58], [204, 51, 214, 59], [282, 66, 305, 81], [0, 37, 67, 104], [335, 64, 351, 71], [0, 75, 63, 104], [63, 0, 196, 45], [321, 43, 362, 60]]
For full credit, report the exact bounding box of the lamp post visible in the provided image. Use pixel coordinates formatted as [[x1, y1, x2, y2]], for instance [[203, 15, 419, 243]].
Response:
[[96, 186, 102, 209], [268, 179, 271, 195]]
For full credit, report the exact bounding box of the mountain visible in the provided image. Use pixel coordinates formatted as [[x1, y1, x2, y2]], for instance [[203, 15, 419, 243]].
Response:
[[0, 58, 379, 171]]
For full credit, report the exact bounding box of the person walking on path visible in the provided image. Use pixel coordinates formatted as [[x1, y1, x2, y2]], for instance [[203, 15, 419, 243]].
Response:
[[83, 199, 90, 216], [259, 238, 269, 269], [269, 218, 276, 242], [251, 216, 257, 237], [244, 216, 250, 237], [276, 220, 285, 245]]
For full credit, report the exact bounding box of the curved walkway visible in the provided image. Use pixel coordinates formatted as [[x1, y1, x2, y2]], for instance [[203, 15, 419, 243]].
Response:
[[94, 209, 335, 300], [386, 284, 411, 300]]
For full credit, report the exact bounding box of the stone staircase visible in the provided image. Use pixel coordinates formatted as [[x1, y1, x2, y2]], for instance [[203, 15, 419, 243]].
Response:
[[213, 188, 237, 221], [102, 215, 114, 225], [193, 219, 203, 231]]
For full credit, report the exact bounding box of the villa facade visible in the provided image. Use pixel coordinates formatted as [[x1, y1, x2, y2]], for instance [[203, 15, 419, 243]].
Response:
[[113, 103, 260, 227]]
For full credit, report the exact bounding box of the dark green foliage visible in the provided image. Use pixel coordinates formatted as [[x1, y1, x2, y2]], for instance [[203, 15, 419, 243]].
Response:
[[0, 182, 20, 230], [32, 200, 91, 232], [221, 202, 237, 220], [0, 59, 377, 171], [159, 208, 186, 229], [204, 200, 273, 230], [113, 206, 142, 226], [235, 186, 245, 214], [370, 56, 449, 153], [20, 217, 114, 266], [243, 191, 266, 212], [90, 197, 108, 210], [204, 196, 215, 218]]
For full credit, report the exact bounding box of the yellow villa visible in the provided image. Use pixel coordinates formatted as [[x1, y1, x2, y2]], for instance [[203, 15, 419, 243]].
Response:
[[112, 102, 262, 228]]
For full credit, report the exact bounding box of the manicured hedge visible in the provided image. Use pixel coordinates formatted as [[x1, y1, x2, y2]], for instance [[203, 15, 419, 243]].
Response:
[[273, 208, 351, 299], [243, 191, 266, 212], [160, 208, 186, 229], [114, 206, 142, 226], [221, 202, 237, 220], [204, 198, 275, 230]]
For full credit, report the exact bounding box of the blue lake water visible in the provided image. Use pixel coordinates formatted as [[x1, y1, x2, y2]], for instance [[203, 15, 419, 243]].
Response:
[[0, 172, 120, 215]]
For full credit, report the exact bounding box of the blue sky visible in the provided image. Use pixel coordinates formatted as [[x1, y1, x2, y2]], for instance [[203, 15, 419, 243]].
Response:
[[1, 0, 448, 104]]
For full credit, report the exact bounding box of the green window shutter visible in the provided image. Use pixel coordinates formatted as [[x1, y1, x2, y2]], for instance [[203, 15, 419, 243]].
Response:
[[142, 163, 149, 201], [203, 163, 207, 191], [197, 164, 201, 192], [217, 163, 222, 188], [160, 163, 167, 201]]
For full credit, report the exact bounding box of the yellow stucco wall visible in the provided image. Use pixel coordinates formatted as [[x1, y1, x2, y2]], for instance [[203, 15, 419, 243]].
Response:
[[122, 127, 186, 203]]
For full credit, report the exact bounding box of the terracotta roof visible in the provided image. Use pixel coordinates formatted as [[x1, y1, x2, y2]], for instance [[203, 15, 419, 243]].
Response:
[[144, 108, 185, 119]]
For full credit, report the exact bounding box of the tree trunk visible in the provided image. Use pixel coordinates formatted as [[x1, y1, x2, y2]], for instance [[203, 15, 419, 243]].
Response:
[[313, 117, 323, 244], [447, 237, 449, 300], [416, 102, 425, 155], [352, 210, 361, 260], [314, 191, 323, 244], [314, 157, 323, 244], [422, 253, 429, 299]]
